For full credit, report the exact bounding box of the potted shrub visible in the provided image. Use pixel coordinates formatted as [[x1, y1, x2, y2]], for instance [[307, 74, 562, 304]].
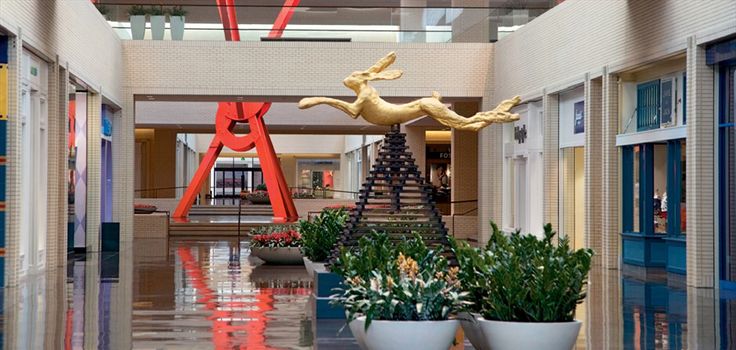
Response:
[[331, 232, 469, 350], [128, 5, 147, 40], [96, 4, 110, 21], [148, 6, 166, 40], [168, 5, 187, 40], [298, 207, 348, 277], [249, 226, 303, 265], [246, 184, 271, 204], [454, 223, 593, 350]]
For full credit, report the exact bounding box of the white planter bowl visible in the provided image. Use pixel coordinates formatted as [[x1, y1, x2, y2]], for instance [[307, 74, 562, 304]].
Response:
[[478, 318, 582, 350], [458, 312, 489, 350], [250, 246, 303, 265], [303, 257, 327, 278], [351, 316, 459, 350]]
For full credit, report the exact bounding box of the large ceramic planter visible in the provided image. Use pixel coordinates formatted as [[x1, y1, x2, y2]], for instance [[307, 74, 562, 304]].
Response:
[[129, 15, 146, 40], [303, 257, 327, 278], [478, 319, 582, 350], [250, 246, 303, 265], [170, 16, 185, 40], [458, 312, 488, 350], [350, 316, 459, 350], [150, 15, 165, 40]]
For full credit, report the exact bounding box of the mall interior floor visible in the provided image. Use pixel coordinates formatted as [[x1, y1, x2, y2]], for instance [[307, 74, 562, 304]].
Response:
[[1, 238, 733, 349]]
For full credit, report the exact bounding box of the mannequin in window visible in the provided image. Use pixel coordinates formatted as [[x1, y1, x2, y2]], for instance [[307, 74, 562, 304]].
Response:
[[436, 165, 450, 192]]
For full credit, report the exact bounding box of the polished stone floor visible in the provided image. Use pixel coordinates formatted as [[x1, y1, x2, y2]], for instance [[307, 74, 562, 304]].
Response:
[[1, 238, 734, 349]]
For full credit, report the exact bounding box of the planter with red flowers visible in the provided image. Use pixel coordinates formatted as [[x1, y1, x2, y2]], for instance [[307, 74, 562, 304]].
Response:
[[249, 227, 303, 265], [134, 203, 157, 214], [245, 183, 271, 204]]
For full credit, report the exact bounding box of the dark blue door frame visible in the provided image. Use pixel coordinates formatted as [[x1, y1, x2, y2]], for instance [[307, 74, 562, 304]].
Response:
[[717, 59, 736, 290]]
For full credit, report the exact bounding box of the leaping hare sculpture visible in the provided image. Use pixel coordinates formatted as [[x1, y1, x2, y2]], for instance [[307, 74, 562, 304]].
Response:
[[298, 51, 521, 131]]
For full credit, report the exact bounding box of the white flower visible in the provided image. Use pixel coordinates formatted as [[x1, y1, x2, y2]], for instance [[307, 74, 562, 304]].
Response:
[[370, 277, 381, 292]]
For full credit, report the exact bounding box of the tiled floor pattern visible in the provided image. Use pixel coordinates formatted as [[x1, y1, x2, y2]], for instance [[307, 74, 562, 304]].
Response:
[[1, 238, 735, 349]]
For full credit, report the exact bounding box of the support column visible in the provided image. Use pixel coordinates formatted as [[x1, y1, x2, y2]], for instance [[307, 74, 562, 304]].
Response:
[[113, 90, 135, 243], [86, 92, 102, 252], [5, 34, 22, 287], [401, 124, 426, 179], [542, 92, 559, 230], [601, 70, 620, 269], [452, 102, 479, 215], [687, 287, 717, 349], [478, 123, 504, 243], [399, 0, 426, 43], [45, 59, 67, 268], [584, 76, 604, 262], [685, 36, 715, 288]]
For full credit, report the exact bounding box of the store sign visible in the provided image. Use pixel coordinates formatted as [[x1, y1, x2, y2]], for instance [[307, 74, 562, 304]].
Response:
[[101, 116, 112, 137], [514, 124, 527, 144], [428, 152, 451, 159]]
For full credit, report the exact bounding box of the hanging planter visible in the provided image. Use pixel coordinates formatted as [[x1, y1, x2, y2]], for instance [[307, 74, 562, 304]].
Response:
[[168, 6, 187, 40], [128, 5, 147, 40], [148, 6, 166, 40]]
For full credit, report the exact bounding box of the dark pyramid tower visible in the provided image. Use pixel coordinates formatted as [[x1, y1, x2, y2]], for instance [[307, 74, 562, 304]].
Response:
[[329, 124, 453, 262]]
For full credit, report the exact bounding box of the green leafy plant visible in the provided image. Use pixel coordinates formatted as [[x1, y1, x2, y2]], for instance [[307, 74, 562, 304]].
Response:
[[299, 208, 348, 262], [167, 5, 187, 17], [246, 190, 270, 204], [127, 5, 147, 16], [330, 232, 468, 330], [255, 183, 268, 191], [250, 224, 297, 236], [454, 222, 593, 322], [96, 4, 110, 17], [147, 6, 165, 16]]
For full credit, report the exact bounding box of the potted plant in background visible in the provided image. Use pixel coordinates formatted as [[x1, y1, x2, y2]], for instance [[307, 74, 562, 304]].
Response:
[[331, 232, 469, 350], [168, 5, 187, 40], [249, 226, 303, 265], [455, 222, 593, 350], [246, 183, 271, 204], [134, 203, 157, 214], [299, 207, 348, 277], [95, 4, 111, 21], [128, 5, 147, 40], [148, 6, 166, 40]]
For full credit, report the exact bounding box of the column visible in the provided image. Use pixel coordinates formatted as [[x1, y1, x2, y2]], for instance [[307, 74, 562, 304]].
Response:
[[451, 102, 479, 215], [584, 76, 604, 262], [4, 34, 22, 287], [45, 59, 67, 267], [401, 124, 427, 179], [86, 92, 102, 252], [542, 92, 559, 230], [400, 0, 427, 43], [685, 36, 716, 288], [478, 123, 504, 243], [601, 70, 620, 269], [113, 90, 135, 243]]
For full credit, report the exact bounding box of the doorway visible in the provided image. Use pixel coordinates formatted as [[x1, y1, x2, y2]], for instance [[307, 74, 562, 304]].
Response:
[[561, 147, 585, 249]]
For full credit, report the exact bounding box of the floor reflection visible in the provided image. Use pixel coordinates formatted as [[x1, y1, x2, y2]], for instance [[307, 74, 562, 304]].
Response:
[[2, 240, 736, 349]]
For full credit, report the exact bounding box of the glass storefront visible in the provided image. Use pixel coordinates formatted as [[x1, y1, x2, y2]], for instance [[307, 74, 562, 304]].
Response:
[[621, 140, 686, 271], [296, 158, 340, 198]]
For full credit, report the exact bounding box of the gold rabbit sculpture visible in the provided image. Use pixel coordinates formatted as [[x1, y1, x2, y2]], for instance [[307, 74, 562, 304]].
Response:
[[298, 51, 521, 131]]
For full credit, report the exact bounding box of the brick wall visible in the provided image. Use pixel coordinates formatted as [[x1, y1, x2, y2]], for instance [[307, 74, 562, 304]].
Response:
[[121, 41, 492, 99]]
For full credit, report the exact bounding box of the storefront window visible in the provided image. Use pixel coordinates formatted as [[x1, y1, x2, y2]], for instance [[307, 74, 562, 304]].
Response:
[[622, 140, 685, 236], [653, 144, 668, 234], [719, 63, 736, 283]]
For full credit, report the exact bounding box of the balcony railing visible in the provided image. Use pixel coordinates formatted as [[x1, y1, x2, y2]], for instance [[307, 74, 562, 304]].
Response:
[[95, 3, 553, 43]]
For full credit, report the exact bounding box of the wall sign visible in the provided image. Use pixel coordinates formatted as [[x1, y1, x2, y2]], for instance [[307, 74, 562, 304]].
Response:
[[514, 124, 527, 144], [573, 101, 585, 134]]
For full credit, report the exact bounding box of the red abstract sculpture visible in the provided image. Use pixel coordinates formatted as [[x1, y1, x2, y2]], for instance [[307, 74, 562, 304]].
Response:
[[173, 0, 299, 222]]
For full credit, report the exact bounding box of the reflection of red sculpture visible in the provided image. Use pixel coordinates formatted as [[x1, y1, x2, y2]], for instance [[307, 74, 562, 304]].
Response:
[[173, 0, 299, 222]]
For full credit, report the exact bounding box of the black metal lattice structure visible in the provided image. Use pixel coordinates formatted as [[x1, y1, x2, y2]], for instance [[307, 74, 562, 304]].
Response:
[[329, 124, 453, 262]]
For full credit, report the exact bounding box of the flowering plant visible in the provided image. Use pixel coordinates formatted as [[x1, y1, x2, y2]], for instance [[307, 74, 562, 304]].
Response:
[[331, 232, 469, 330], [251, 229, 302, 248]]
